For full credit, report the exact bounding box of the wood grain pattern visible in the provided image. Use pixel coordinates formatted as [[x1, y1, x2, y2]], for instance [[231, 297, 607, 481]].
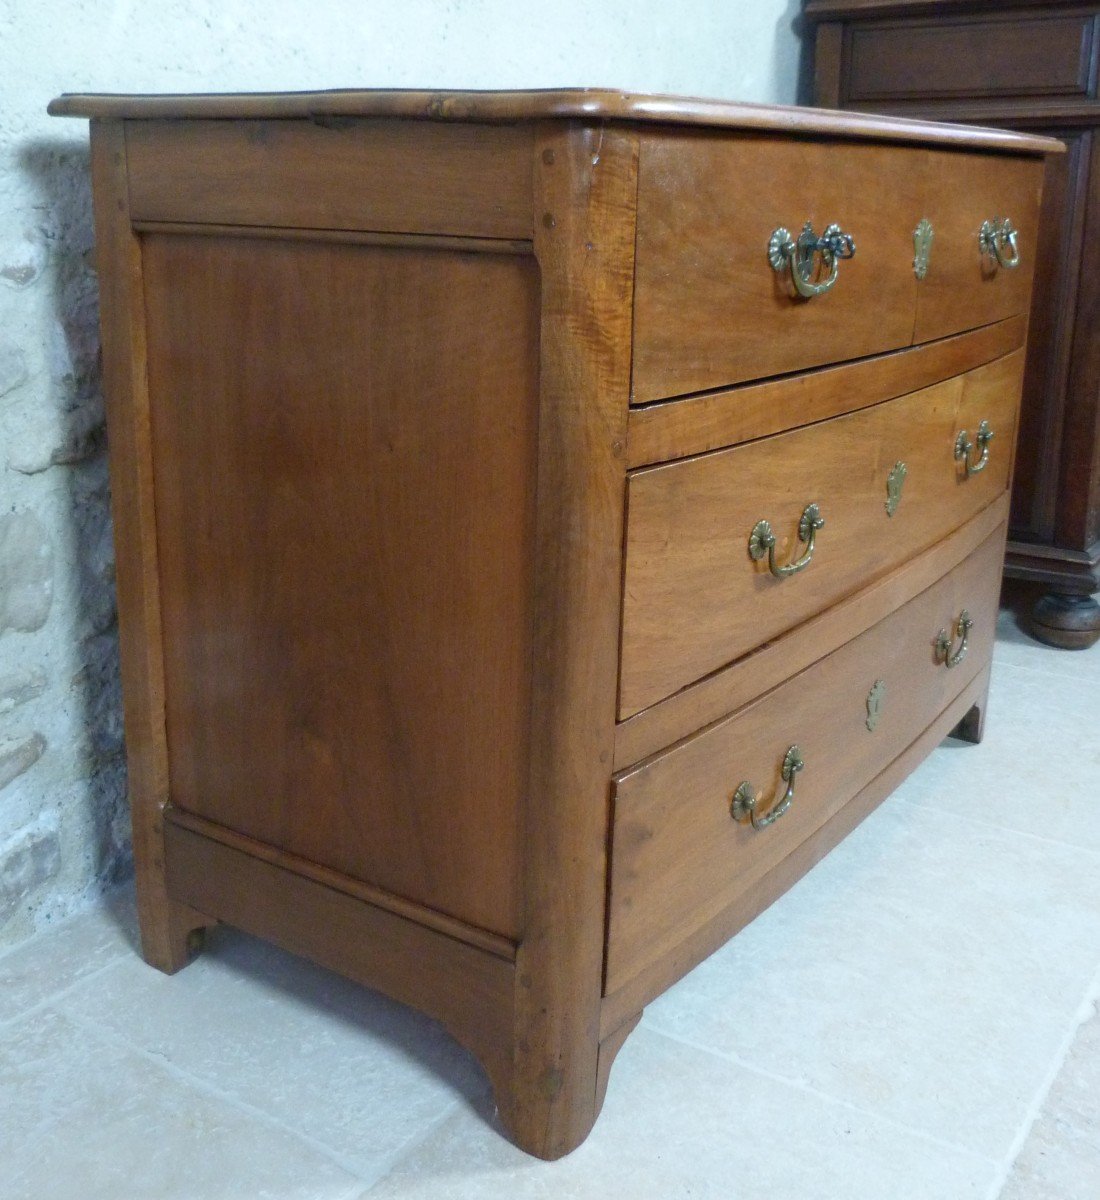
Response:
[[614, 492, 1009, 770], [846, 13, 1095, 102], [498, 125, 638, 1161], [89, 120, 213, 972], [601, 659, 994, 1037], [633, 135, 1044, 402], [126, 119, 535, 239], [164, 821, 516, 1095], [607, 525, 1005, 995], [913, 151, 1043, 343], [49, 89, 1060, 155], [595, 1010, 643, 1115], [143, 233, 539, 940], [1011, 134, 1086, 542], [632, 133, 922, 401], [1058, 129, 1100, 551], [626, 315, 1025, 468], [619, 351, 1023, 718], [814, 23, 846, 108], [164, 806, 516, 960]]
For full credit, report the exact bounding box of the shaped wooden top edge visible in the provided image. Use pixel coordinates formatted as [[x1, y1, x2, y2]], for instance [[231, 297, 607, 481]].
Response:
[[47, 88, 1062, 154]]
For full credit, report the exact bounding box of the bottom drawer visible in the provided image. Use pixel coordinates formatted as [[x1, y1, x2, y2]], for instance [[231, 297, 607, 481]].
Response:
[[605, 523, 1004, 995]]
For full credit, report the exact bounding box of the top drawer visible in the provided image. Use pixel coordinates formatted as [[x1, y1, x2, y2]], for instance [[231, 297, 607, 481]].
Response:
[[631, 133, 1043, 403]]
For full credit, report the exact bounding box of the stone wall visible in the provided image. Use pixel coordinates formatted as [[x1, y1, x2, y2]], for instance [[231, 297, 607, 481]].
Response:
[[0, 0, 803, 949]]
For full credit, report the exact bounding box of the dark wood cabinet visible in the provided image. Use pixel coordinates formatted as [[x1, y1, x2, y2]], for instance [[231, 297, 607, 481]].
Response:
[[807, 0, 1100, 648]]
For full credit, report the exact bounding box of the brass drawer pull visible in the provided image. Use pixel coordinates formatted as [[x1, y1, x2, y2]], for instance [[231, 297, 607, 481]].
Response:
[[732, 746, 804, 830], [768, 222, 855, 299], [935, 610, 973, 669], [955, 420, 994, 477], [749, 503, 824, 578], [979, 217, 1021, 270]]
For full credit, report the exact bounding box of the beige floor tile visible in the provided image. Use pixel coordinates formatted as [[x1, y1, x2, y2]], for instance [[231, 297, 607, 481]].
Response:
[[0, 892, 136, 1025], [994, 602, 1100, 684], [359, 1025, 995, 1200], [999, 998, 1100, 1200], [0, 1007, 359, 1200], [643, 799, 1100, 1162], [54, 926, 487, 1181], [897, 659, 1100, 849]]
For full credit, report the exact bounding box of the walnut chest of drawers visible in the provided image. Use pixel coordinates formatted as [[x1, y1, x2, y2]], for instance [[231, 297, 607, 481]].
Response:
[[51, 88, 1058, 1160]]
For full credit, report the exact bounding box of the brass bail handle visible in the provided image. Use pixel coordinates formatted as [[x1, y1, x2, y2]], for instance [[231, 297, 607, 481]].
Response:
[[749, 503, 824, 579], [732, 746, 805, 831], [935, 610, 973, 669], [955, 420, 994, 477], [979, 217, 1021, 270], [769, 222, 856, 299]]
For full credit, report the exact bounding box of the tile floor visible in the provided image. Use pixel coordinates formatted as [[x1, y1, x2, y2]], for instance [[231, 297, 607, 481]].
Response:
[[2, 591, 1098, 1199]]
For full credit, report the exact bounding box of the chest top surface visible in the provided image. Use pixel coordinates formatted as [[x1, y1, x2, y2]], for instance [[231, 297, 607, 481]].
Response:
[[48, 86, 1060, 154]]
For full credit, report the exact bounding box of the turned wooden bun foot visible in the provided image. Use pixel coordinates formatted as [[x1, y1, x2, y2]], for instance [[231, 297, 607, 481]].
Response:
[[1027, 592, 1100, 650]]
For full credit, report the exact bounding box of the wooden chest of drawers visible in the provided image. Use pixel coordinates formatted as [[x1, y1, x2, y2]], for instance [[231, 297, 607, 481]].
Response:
[[50, 88, 1058, 1159]]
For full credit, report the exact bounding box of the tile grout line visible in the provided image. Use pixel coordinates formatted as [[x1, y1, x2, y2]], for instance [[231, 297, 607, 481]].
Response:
[[55, 1003, 416, 1191], [6, 899, 492, 1191], [992, 649, 1100, 678], [987, 661, 1100, 721], [0, 950, 132, 1032], [982, 957, 1100, 1200], [358, 1097, 479, 1196], [988, 660, 1100, 698], [641, 1022, 1000, 1171], [890, 794, 1100, 860]]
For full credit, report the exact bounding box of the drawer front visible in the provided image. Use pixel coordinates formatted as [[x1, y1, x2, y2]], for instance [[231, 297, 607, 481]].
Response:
[[913, 151, 1043, 344], [846, 14, 1097, 104], [631, 135, 1043, 403], [619, 350, 1022, 719], [632, 134, 920, 402], [606, 524, 1004, 995]]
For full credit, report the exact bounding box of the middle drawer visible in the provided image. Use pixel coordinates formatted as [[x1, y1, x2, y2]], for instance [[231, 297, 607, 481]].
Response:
[[619, 349, 1021, 719]]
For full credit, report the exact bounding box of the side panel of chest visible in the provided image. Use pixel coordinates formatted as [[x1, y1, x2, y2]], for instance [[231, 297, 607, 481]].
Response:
[[143, 232, 540, 941]]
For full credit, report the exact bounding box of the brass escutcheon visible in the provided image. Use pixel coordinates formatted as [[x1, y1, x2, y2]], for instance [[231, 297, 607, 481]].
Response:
[[731, 746, 804, 830], [886, 461, 908, 517], [866, 680, 887, 732], [913, 218, 934, 280]]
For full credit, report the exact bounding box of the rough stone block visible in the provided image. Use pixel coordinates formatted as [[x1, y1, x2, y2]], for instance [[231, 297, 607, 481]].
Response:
[[0, 509, 54, 634], [0, 229, 48, 290], [7, 396, 105, 474], [0, 344, 28, 401], [0, 666, 48, 715], [0, 732, 46, 791], [0, 821, 61, 926]]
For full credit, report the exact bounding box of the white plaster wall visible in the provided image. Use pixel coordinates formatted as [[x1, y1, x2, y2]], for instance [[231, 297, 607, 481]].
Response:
[[0, 0, 804, 947]]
